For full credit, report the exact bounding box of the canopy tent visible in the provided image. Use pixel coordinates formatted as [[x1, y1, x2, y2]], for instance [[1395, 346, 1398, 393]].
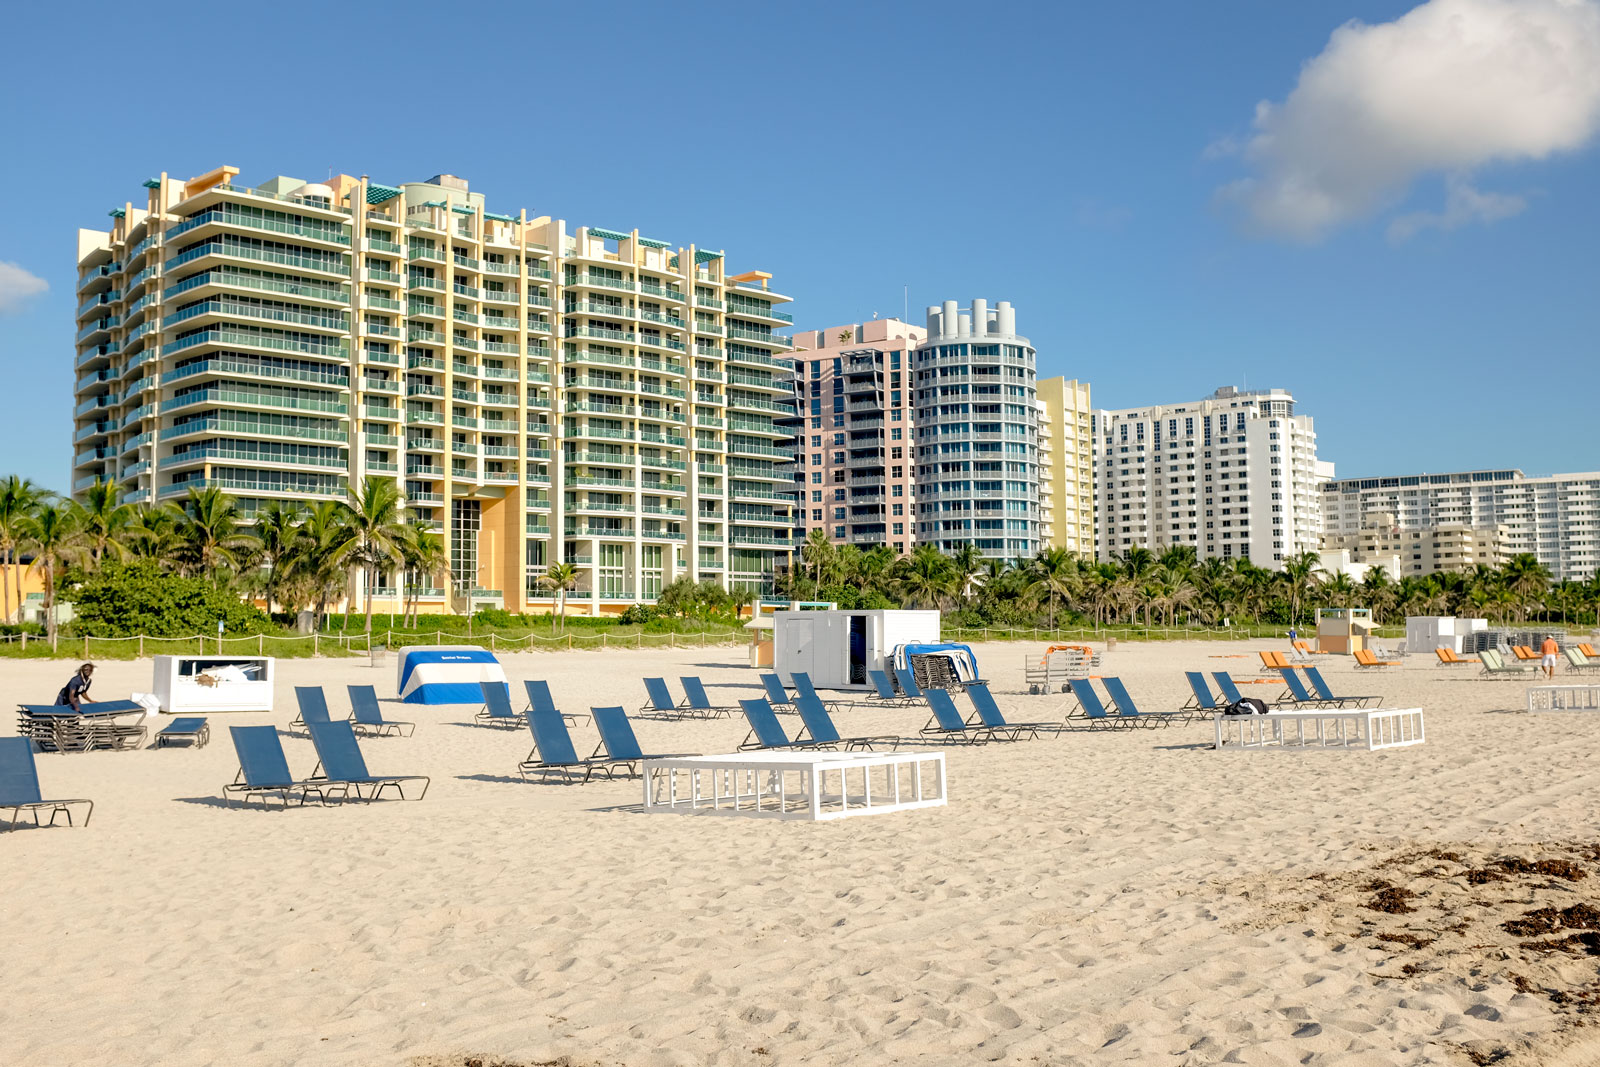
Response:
[[396, 646, 506, 704]]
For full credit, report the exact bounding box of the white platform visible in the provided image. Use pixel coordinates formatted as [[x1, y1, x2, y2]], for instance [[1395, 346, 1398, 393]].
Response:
[[151, 656, 274, 714], [1527, 685, 1600, 713], [1214, 708, 1425, 752], [642, 750, 947, 821]]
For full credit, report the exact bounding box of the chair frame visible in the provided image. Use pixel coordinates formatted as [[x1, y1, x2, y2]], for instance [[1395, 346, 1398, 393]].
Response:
[[347, 685, 415, 737]]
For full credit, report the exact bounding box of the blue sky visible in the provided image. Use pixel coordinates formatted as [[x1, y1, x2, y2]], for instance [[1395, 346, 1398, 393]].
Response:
[[1, 0, 1596, 494]]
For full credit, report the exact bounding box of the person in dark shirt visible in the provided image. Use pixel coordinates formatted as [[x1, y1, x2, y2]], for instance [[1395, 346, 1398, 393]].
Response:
[[55, 663, 95, 709]]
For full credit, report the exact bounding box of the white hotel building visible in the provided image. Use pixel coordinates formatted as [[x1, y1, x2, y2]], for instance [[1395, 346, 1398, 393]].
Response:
[[1320, 469, 1600, 582], [1092, 386, 1327, 567]]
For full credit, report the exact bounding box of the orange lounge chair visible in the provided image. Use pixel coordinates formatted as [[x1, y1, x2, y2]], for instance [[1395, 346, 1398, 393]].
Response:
[[1580, 644, 1598, 659], [1435, 648, 1477, 666], [1293, 640, 1329, 656], [1511, 645, 1541, 661], [1353, 648, 1400, 669], [1257, 650, 1293, 673]]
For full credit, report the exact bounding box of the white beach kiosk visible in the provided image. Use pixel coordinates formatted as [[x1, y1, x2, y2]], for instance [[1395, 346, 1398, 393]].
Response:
[[772, 609, 941, 691], [396, 646, 506, 704]]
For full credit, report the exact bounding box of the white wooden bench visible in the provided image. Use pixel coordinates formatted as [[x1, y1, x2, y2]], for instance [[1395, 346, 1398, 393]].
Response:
[[1527, 685, 1600, 712], [1214, 708, 1424, 752], [642, 750, 947, 821]]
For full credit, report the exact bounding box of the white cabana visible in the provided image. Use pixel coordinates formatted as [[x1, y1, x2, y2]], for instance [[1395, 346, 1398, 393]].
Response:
[[396, 646, 506, 704]]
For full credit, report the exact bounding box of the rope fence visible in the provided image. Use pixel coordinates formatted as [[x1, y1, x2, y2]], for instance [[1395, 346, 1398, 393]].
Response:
[[0, 626, 750, 659]]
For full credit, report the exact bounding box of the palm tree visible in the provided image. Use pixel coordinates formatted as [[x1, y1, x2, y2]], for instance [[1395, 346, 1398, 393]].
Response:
[[125, 503, 180, 565], [1028, 547, 1077, 629], [950, 544, 984, 608], [253, 500, 304, 615], [896, 544, 955, 609], [176, 485, 255, 581], [1359, 566, 1396, 624], [801, 529, 837, 586], [0, 476, 46, 624], [77, 480, 132, 565], [1280, 551, 1324, 627], [539, 562, 580, 631], [288, 501, 355, 629], [344, 478, 406, 632], [21, 502, 86, 650], [397, 520, 446, 626], [1321, 571, 1357, 609], [1501, 553, 1552, 622]]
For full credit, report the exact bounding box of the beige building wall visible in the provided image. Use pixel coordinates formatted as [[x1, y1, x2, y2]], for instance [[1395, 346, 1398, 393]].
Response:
[[1321, 511, 1504, 577], [1037, 376, 1093, 555]]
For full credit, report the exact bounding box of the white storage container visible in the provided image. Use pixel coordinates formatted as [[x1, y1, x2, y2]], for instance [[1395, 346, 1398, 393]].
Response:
[[151, 655, 275, 714], [773, 609, 941, 690]]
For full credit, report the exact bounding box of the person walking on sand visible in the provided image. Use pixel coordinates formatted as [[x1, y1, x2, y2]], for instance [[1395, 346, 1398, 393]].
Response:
[[1288, 627, 1298, 649], [1541, 635, 1561, 680], [54, 662, 95, 709]]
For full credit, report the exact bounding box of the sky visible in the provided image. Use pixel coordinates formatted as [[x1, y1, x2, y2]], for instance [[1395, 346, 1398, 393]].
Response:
[[1, 0, 1596, 494]]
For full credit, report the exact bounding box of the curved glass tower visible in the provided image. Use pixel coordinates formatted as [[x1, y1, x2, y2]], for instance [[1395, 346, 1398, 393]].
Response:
[[911, 299, 1039, 559]]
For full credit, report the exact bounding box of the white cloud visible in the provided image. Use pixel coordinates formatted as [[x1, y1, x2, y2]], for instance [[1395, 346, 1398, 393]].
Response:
[[1217, 0, 1600, 241], [1386, 175, 1529, 241], [0, 261, 48, 314]]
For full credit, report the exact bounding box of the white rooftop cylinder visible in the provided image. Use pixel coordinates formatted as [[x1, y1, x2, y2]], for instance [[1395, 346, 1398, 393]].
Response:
[[972, 298, 988, 336], [942, 300, 958, 340]]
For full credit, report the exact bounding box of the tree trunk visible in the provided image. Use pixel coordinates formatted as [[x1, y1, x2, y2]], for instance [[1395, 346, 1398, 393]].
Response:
[[45, 559, 56, 651], [2, 547, 10, 626], [364, 562, 374, 633]]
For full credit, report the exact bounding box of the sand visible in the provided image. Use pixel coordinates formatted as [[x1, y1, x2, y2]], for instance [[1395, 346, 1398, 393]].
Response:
[[4, 638, 1600, 1066]]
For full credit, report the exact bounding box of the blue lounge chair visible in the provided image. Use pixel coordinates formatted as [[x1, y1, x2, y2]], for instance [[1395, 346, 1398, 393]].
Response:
[[347, 685, 414, 737], [306, 720, 429, 802], [918, 688, 993, 744], [790, 671, 843, 714], [590, 706, 697, 775], [865, 669, 919, 707], [291, 686, 334, 731], [1301, 666, 1379, 708], [0, 736, 93, 829], [524, 680, 587, 726], [893, 665, 924, 700], [1183, 672, 1226, 715], [966, 682, 1057, 738], [1063, 678, 1145, 729], [677, 676, 738, 719], [640, 677, 681, 720], [759, 673, 797, 712], [154, 717, 210, 749], [1276, 668, 1325, 708], [475, 681, 522, 727], [1211, 672, 1250, 707], [519, 702, 625, 782], [224, 725, 329, 809], [792, 690, 899, 750], [737, 698, 822, 751], [1101, 677, 1185, 727]]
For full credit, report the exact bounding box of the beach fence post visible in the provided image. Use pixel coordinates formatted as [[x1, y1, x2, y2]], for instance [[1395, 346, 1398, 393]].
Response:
[[138, 635, 143, 657], [259, 634, 264, 654], [313, 634, 319, 656]]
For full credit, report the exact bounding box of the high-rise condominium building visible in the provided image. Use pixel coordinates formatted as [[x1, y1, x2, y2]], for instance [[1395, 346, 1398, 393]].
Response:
[[1320, 511, 1505, 578], [1092, 386, 1325, 567], [1320, 469, 1600, 582], [912, 300, 1040, 558], [1036, 377, 1094, 556], [785, 319, 924, 553], [72, 166, 796, 613]]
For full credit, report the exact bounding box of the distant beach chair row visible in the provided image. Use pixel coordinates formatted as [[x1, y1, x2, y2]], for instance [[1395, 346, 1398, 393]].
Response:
[[1062, 677, 1192, 729], [1188, 669, 1379, 713], [292, 685, 415, 737], [225, 721, 428, 808]]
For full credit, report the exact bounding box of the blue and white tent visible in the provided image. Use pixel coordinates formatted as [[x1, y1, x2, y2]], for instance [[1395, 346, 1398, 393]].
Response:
[[396, 646, 507, 704]]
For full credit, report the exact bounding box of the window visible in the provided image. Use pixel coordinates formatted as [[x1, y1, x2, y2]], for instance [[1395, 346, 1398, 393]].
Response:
[[810, 472, 821, 484], [810, 490, 821, 503]]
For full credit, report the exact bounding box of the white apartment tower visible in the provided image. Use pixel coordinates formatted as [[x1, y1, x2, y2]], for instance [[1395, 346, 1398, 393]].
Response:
[[1321, 469, 1600, 582], [1093, 386, 1324, 567], [72, 166, 796, 613], [912, 300, 1040, 559]]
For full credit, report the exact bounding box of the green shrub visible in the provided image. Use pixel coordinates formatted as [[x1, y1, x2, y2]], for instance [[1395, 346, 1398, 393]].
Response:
[[472, 607, 517, 628], [68, 561, 271, 637]]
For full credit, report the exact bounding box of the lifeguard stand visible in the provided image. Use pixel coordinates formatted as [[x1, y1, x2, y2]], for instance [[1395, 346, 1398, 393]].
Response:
[[1315, 608, 1374, 654]]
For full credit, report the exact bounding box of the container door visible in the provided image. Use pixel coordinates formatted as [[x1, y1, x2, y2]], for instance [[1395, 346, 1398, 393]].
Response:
[[848, 614, 867, 685]]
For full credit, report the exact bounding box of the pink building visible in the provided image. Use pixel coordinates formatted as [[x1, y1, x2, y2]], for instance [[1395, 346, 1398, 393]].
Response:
[[786, 319, 925, 553]]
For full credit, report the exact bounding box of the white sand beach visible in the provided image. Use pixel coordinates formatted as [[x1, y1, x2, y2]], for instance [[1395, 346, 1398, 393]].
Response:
[[4, 639, 1600, 1066]]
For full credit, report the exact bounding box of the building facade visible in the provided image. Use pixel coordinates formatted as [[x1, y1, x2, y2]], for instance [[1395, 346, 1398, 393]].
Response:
[[912, 300, 1040, 558], [1320, 469, 1600, 582], [1037, 377, 1093, 556], [1321, 511, 1505, 578], [1092, 386, 1324, 567], [73, 166, 796, 613], [785, 319, 924, 553]]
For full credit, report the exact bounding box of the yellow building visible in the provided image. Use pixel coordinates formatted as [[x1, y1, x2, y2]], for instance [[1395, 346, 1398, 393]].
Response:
[[1037, 377, 1093, 555], [73, 167, 797, 614]]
